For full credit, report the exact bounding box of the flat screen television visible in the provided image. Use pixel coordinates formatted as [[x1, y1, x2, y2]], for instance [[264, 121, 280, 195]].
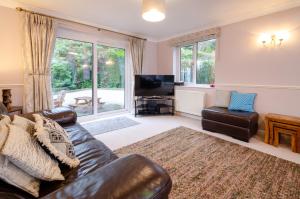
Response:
[[135, 75, 175, 96]]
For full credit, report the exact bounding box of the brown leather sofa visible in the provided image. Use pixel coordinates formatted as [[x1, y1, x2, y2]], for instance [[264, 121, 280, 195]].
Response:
[[0, 107, 172, 199], [202, 106, 259, 142]]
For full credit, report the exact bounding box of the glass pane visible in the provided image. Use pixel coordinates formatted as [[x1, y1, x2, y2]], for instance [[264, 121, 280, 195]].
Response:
[[97, 45, 125, 113], [51, 38, 93, 117], [180, 45, 194, 83], [196, 39, 216, 84]]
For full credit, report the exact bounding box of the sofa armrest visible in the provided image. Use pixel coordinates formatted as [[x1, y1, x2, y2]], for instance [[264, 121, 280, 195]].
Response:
[[42, 154, 172, 199], [41, 107, 77, 126], [19, 107, 77, 126]]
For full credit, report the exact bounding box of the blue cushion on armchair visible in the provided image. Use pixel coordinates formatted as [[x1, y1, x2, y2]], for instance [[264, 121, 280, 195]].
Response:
[[228, 91, 256, 112]]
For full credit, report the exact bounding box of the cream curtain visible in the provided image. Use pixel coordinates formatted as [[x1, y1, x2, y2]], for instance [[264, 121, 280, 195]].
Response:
[[22, 12, 56, 113], [129, 38, 145, 112], [129, 38, 145, 75], [168, 27, 221, 47]]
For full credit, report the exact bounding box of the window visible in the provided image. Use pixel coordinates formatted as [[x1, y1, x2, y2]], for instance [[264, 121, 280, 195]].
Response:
[[178, 39, 216, 85], [51, 38, 93, 116], [51, 34, 129, 117], [180, 45, 194, 83], [97, 45, 125, 110]]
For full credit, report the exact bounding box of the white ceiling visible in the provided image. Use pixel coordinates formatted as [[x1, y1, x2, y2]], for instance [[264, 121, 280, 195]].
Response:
[[1, 0, 300, 41]]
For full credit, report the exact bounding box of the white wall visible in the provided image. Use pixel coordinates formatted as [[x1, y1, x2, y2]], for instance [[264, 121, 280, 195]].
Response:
[[142, 41, 158, 74], [0, 6, 23, 106]]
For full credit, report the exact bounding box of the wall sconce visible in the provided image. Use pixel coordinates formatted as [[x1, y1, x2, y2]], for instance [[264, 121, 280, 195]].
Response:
[[259, 31, 289, 47]]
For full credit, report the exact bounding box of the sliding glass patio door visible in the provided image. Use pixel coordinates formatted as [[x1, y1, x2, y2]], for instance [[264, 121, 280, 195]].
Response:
[[96, 45, 125, 113], [51, 37, 127, 116], [51, 38, 93, 116]]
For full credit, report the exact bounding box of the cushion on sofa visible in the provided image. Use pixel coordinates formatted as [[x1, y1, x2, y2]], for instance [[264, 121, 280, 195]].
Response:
[[0, 156, 40, 197], [2, 124, 64, 181], [228, 91, 256, 112], [215, 90, 231, 108], [33, 114, 80, 168], [0, 115, 40, 197], [12, 115, 35, 134], [0, 115, 10, 148]]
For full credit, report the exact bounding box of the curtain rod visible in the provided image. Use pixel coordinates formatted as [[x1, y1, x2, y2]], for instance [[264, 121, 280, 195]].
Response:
[[16, 7, 147, 41]]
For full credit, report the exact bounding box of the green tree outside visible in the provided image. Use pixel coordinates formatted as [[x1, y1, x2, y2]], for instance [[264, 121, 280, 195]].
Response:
[[51, 38, 125, 93]]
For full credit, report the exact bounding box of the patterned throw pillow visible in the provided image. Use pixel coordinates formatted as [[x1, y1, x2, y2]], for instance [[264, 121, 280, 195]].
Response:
[[33, 114, 80, 168], [228, 91, 257, 112], [0, 115, 40, 197], [2, 124, 64, 181]]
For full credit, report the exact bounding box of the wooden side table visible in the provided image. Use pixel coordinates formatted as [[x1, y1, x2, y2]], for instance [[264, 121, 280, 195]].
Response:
[[8, 106, 23, 115], [264, 113, 300, 153]]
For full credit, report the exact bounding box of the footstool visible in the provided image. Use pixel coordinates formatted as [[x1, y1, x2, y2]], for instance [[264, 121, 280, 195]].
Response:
[[202, 106, 259, 142]]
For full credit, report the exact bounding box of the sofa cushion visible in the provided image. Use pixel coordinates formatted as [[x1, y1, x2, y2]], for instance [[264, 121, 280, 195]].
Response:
[[0, 115, 40, 197], [202, 106, 259, 129], [215, 90, 231, 108], [33, 114, 80, 168], [228, 91, 256, 112], [0, 155, 40, 197], [2, 124, 64, 181], [37, 123, 119, 198], [12, 115, 36, 134], [0, 115, 10, 148]]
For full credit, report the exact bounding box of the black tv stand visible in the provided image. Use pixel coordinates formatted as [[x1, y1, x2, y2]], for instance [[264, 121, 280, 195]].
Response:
[[134, 96, 175, 117], [144, 96, 163, 100]]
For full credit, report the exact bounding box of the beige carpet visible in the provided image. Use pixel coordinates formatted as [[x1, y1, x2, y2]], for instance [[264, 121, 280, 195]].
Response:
[[115, 126, 300, 199]]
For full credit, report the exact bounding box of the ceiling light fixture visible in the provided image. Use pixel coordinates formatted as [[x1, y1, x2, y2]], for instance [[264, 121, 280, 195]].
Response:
[[142, 0, 166, 22]]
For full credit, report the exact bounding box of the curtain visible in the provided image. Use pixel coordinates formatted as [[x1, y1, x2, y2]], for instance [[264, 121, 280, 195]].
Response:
[[168, 27, 221, 47], [130, 38, 145, 75], [22, 12, 56, 113], [129, 38, 145, 112]]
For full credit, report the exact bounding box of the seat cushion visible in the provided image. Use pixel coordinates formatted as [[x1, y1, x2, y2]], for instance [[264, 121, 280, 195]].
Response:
[[202, 106, 259, 129], [38, 123, 118, 198]]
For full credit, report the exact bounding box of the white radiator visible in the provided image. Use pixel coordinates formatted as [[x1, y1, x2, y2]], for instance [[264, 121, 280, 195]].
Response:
[[175, 89, 206, 116]]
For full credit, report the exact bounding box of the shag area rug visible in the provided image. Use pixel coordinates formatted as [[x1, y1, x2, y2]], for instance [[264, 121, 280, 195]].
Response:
[[115, 126, 300, 199], [82, 117, 139, 135]]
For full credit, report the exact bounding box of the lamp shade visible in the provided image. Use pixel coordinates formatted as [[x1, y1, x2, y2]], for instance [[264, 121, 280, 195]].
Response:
[[142, 0, 166, 22]]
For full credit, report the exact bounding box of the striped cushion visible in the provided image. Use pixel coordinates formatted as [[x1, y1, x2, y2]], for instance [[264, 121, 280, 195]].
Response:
[[228, 91, 256, 112]]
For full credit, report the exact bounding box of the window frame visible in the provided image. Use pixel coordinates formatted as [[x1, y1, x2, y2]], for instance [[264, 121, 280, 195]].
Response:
[[52, 26, 132, 115], [175, 38, 217, 86]]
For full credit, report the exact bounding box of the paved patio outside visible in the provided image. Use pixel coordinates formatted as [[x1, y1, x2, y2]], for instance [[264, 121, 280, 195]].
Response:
[[54, 88, 125, 117]]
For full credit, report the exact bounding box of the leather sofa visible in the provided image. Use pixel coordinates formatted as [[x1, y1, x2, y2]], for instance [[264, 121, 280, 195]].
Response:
[[0, 107, 172, 199], [202, 106, 259, 142]]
